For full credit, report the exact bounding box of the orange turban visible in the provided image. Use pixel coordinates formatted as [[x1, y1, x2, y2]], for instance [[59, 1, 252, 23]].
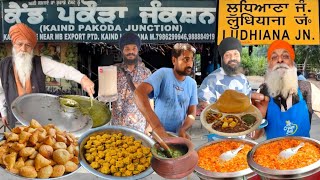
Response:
[[267, 40, 295, 62], [9, 23, 37, 48]]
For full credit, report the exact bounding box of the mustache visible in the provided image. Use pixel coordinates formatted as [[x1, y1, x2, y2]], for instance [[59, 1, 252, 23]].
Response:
[[272, 63, 290, 71], [185, 67, 192, 70], [125, 53, 136, 57], [228, 59, 238, 64]]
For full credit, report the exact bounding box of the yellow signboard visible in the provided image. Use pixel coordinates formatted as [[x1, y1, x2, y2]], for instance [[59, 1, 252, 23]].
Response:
[[218, 0, 319, 45]]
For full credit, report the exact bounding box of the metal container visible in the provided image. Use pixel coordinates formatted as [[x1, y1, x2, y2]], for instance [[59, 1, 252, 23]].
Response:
[[78, 126, 155, 180], [247, 136, 320, 179], [11, 93, 93, 137], [195, 138, 257, 180], [0, 134, 80, 179]]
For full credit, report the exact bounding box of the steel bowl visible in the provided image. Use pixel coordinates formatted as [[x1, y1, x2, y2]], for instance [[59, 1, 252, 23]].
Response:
[[247, 136, 320, 179], [0, 134, 80, 179], [78, 126, 155, 180], [195, 138, 257, 180]]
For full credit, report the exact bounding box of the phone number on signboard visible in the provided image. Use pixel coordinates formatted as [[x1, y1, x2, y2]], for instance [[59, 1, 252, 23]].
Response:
[[155, 33, 215, 41]]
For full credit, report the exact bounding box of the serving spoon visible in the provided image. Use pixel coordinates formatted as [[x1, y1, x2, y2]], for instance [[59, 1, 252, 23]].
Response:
[[219, 144, 244, 161], [151, 131, 173, 158], [279, 142, 304, 159]]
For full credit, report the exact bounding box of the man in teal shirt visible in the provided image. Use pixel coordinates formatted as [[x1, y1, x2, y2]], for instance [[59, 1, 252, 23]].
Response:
[[134, 43, 198, 139]]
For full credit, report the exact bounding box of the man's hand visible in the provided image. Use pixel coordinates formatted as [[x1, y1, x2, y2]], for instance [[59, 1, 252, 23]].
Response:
[[80, 76, 95, 97], [178, 129, 191, 140], [153, 126, 170, 139], [1, 116, 8, 126], [251, 92, 269, 118]]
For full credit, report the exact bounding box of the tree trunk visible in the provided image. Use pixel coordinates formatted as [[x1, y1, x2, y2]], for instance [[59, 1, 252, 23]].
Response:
[[303, 55, 308, 77]]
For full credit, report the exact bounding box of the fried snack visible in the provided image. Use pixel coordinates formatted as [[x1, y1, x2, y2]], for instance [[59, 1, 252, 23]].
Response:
[[19, 166, 37, 178], [19, 147, 36, 157], [38, 128, 47, 142], [38, 165, 53, 179], [70, 156, 79, 164], [43, 136, 56, 146], [47, 128, 57, 138], [29, 130, 39, 145], [29, 151, 38, 159], [84, 132, 152, 177], [8, 167, 19, 174], [13, 157, 25, 170], [215, 90, 250, 113], [25, 159, 35, 166], [11, 142, 26, 152], [3, 152, 17, 170], [53, 149, 70, 165], [64, 161, 78, 172], [0, 119, 79, 178], [30, 119, 43, 128], [35, 153, 52, 171], [39, 145, 53, 159], [4, 132, 19, 142], [19, 131, 32, 144], [11, 127, 25, 134], [56, 134, 67, 143], [51, 165, 65, 178], [53, 142, 67, 150]]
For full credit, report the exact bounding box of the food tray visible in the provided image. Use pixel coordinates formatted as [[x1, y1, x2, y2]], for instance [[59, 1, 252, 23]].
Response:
[[200, 103, 262, 137], [11, 93, 93, 137]]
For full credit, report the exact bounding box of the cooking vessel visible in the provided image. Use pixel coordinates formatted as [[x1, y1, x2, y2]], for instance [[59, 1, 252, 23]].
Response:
[[247, 136, 320, 179], [195, 138, 257, 180], [78, 125, 155, 179]]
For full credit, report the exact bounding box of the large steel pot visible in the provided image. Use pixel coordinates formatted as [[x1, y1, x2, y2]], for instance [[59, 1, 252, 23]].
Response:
[[247, 136, 320, 179], [195, 138, 257, 180], [78, 125, 155, 180]]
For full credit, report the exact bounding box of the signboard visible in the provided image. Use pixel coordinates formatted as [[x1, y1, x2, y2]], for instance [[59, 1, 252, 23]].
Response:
[[1, 0, 217, 43], [218, 0, 319, 45]]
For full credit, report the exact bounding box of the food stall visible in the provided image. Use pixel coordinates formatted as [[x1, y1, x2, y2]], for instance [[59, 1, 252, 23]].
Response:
[[0, 0, 320, 179], [1, 87, 320, 180]]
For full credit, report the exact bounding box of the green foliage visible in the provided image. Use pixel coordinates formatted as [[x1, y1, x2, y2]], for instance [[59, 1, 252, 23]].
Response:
[[295, 45, 320, 68], [241, 48, 267, 76]]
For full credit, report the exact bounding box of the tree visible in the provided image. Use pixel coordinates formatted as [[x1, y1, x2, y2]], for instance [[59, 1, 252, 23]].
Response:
[[295, 46, 320, 75]]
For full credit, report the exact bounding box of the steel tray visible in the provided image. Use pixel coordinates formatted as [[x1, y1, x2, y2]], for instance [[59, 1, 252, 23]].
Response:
[[11, 93, 92, 137]]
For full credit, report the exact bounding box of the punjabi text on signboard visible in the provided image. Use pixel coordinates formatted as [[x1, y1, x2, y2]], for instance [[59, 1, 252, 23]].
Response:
[[1, 0, 217, 43], [218, 0, 319, 45]]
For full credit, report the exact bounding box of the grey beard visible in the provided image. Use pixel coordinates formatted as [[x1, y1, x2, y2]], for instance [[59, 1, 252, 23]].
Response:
[[265, 65, 298, 98], [12, 48, 33, 88]]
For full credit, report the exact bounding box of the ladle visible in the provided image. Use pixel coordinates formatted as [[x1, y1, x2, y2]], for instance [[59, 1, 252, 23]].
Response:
[[219, 144, 244, 161], [279, 142, 304, 159], [151, 131, 173, 158]]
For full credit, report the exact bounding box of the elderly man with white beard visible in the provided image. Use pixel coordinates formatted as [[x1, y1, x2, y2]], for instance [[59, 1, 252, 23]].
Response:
[[251, 40, 320, 140], [0, 23, 95, 129]]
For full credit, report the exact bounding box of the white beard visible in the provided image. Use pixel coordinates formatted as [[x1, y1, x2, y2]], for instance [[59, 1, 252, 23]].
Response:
[[12, 48, 33, 88], [265, 64, 298, 98]]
